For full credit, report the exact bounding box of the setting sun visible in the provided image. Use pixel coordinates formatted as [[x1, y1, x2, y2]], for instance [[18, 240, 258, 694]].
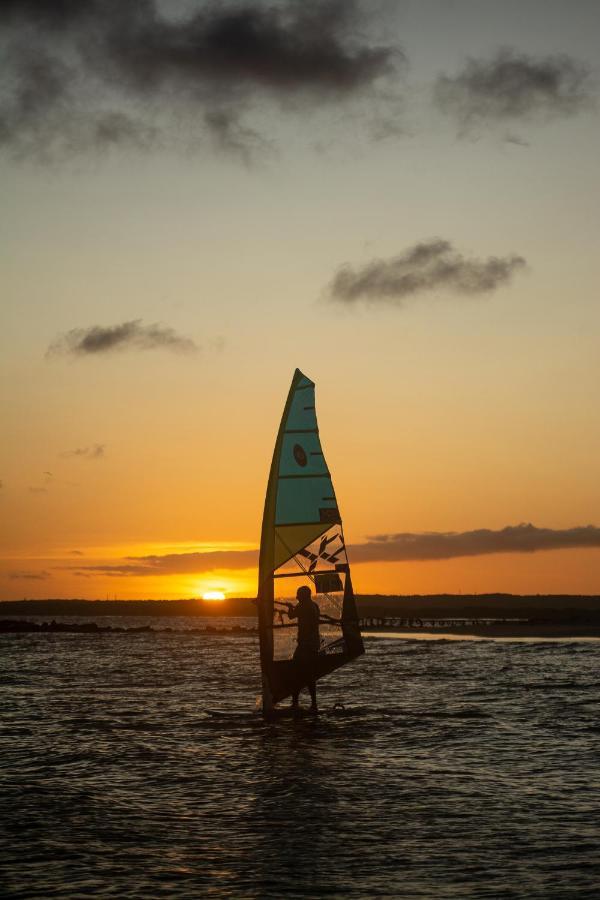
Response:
[[202, 591, 226, 602]]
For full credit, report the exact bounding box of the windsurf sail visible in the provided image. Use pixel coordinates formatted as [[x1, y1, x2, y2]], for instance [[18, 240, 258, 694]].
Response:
[[257, 368, 364, 712]]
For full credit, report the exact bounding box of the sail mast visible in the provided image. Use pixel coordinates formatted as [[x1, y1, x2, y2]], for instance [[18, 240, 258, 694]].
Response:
[[257, 369, 304, 712]]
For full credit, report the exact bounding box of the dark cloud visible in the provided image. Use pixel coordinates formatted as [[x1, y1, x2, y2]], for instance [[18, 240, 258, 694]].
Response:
[[435, 49, 592, 132], [504, 132, 530, 148], [68, 548, 259, 577], [329, 239, 526, 306], [62, 524, 600, 578], [0, 1, 90, 27], [9, 570, 51, 580], [61, 444, 105, 460], [350, 524, 600, 563], [204, 109, 272, 165], [92, 112, 161, 151], [70, 550, 84, 556], [47, 320, 198, 357], [0, 0, 400, 160]]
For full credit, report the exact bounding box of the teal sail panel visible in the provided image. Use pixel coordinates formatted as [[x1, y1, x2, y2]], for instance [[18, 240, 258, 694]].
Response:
[[273, 377, 340, 527]]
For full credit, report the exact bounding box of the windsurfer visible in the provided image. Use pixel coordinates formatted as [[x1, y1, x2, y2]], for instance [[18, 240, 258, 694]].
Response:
[[287, 585, 320, 711]]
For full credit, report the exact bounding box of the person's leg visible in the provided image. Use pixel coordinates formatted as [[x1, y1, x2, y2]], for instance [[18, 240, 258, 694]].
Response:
[[308, 680, 317, 711], [292, 689, 299, 707]]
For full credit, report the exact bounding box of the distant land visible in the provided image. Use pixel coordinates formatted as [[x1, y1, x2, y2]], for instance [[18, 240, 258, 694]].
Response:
[[2, 594, 600, 622]]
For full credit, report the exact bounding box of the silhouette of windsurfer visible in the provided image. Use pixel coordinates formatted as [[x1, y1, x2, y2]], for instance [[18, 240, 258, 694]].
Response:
[[287, 585, 320, 711]]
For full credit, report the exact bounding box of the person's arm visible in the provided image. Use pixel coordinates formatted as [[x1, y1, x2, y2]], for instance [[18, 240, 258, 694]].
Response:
[[286, 603, 299, 619]]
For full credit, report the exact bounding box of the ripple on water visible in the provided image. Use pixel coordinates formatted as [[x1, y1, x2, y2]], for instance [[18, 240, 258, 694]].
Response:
[[1, 625, 600, 898]]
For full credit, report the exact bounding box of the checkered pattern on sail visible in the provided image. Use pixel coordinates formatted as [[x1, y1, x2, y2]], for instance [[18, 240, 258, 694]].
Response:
[[272, 525, 349, 662]]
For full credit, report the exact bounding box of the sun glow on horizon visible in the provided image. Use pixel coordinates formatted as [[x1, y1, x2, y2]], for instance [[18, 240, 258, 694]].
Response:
[[202, 590, 226, 601]]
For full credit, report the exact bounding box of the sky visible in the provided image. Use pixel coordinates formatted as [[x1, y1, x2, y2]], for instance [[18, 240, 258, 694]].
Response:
[[1, 0, 600, 600]]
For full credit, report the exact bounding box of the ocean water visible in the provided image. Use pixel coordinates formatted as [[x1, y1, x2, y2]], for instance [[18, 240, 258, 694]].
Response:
[[1, 618, 600, 898]]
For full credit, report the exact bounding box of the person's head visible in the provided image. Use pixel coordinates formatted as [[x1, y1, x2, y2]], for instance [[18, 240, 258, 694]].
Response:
[[296, 585, 312, 603]]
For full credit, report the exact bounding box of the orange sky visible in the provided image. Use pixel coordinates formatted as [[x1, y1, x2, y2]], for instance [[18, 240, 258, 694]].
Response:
[[2, 2, 600, 600], [2, 350, 600, 598]]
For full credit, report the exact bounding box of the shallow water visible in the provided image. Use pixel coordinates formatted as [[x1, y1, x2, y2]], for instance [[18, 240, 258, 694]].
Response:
[[2, 618, 600, 898]]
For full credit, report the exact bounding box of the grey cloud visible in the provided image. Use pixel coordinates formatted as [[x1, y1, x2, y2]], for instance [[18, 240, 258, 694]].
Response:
[[435, 49, 592, 132], [92, 112, 161, 151], [0, 1, 400, 160], [9, 570, 51, 580], [350, 524, 600, 563], [47, 320, 198, 357], [504, 132, 529, 147], [204, 109, 272, 165], [329, 239, 526, 305], [68, 548, 259, 577], [62, 523, 600, 578], [61, 444, 106, 460]]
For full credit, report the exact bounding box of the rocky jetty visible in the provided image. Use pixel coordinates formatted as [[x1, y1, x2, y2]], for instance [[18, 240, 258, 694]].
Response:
[[0, 619, 258, 635]]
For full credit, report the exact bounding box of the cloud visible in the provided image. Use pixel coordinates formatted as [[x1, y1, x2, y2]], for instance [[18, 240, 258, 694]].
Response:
[[28, 486, 47, 494], [350, 524, 600, 563], [61, 524, 600, 578], [204, 109, 272, 166], [503, 132, 529, 148], [61, 444, 106, 460], [69, 548, 259, 577], [9, 570, 51, 581], [329, 239, 526, 305], [47, 320, 198, 357], [69, 550, 84, 556], [0, 0, 400, 160], [435, 49, 592, 132]]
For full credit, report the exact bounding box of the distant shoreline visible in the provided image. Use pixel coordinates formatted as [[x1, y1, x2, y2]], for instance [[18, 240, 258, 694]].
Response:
[[2, 593, 600, 619], [2, 596, 600, 641]]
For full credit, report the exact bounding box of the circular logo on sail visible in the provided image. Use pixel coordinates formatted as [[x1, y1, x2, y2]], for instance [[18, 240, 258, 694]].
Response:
[[293, 443, 307, 467]]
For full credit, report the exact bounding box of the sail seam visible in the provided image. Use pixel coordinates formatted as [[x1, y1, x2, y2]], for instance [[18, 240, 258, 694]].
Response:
[[284, 428, 319, 434], [275, 519, 335, 526], [278, 473, 331, 480]]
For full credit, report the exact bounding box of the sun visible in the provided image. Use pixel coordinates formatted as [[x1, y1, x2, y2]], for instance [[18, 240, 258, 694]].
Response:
[[202, 590, 226, 601]]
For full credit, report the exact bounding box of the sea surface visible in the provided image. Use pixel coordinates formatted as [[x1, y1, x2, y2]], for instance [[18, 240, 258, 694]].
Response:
[[2, 616, 600, 898]]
